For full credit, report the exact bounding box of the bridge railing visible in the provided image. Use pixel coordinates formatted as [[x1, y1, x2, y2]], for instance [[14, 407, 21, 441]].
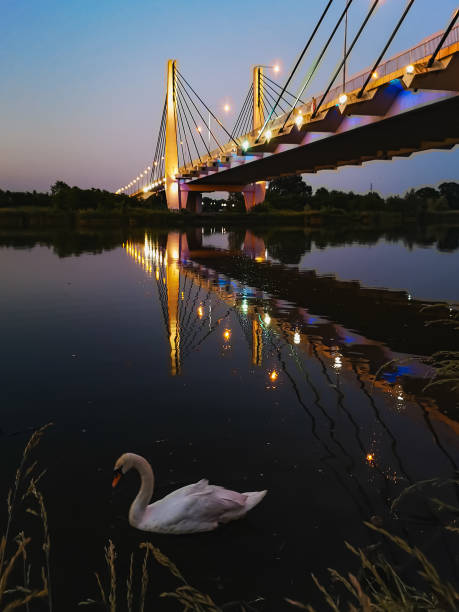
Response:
[[324, 24, 459, 106]]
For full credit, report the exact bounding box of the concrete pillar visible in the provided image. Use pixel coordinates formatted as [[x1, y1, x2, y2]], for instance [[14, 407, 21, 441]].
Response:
[[165, 60, 180, 210], [253, 67, 264, 131], [248, 67, 266, 208], [185, 192, 202, 213], [243, 182, 266, 211]]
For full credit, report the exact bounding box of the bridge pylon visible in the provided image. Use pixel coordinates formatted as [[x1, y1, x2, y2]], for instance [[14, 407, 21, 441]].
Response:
[[165, 60, 180, 210], [243, 67, 266, 211]]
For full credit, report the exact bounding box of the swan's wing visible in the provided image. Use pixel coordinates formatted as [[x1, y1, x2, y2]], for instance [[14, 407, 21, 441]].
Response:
[[189, 485, 247, 513]]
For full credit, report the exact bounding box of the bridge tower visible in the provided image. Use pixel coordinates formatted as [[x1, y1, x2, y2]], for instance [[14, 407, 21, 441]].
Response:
[[165, 60, 180, 210], [243, 67, 266, 211]]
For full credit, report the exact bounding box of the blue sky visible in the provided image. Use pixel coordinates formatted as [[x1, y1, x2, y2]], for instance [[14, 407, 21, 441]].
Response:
[[1, 0, 458, 195]]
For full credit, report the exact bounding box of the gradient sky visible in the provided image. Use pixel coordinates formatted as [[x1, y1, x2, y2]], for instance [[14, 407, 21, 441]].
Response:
[[1, 0, 458, 196]]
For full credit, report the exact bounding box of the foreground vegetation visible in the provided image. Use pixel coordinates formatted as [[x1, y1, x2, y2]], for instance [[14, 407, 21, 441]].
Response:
[[2, 418, 459, 611]]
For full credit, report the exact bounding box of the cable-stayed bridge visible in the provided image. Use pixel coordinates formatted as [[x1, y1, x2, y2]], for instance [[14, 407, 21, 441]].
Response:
[[116, 3, 459, 211]]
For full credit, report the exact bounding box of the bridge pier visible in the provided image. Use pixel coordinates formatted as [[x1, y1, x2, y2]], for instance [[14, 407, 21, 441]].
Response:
[[243, 182, 265, 211]]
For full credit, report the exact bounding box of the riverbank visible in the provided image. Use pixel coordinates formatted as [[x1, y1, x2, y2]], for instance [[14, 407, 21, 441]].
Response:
[[1, 206, 459, 229]]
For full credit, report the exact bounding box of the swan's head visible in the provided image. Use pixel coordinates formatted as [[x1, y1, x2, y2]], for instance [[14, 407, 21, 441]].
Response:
[[112, 453, 136, 488]]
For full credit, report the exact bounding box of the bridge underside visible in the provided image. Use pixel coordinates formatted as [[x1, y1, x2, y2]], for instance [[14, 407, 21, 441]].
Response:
[[188, 94, 459, 189]]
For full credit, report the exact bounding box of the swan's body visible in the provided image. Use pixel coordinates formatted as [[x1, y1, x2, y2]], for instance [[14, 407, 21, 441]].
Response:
[[113, 453, 267, 534]]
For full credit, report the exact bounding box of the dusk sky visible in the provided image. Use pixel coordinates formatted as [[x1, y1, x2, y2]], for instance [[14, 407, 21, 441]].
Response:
[[1, 0, 458, 196]]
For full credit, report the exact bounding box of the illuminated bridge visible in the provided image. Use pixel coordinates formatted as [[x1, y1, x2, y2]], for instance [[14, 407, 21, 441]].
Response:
[[116, 4, 459, 211]]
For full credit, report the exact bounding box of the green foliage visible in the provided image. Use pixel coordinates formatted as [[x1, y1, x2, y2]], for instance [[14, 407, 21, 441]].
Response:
[[439, 182, 459, 210], [266, 175, 312, 210], [226, 192, 245, 213]]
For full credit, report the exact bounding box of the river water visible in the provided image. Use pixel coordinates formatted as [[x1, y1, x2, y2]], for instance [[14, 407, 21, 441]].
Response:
[[1, 224, 458, 610]]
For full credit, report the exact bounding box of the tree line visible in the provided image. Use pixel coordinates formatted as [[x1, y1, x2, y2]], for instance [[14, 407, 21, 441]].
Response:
[[1, 177, 458, 215]]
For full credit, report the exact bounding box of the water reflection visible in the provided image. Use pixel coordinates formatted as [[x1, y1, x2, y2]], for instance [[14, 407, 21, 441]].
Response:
[[122, 230, 459, 508]]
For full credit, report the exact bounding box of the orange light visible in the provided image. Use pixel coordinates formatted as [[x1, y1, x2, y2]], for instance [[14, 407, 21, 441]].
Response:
[[270, 370, 278, 382], [223, 104, 230, 112], [223, 328, 231, 341], [197, 305, 204, 318], [366, 453, 374, 462], [197, 126, 202, 133], [372, 71, 378, 79]]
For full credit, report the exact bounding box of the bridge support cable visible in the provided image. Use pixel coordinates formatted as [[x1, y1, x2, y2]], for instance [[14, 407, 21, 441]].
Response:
[[176, 87, 204, 164], [231, 84, 253, 139], [313, 0, 380, 118], [242, 94, 256, 137], [176, 81, 213, 160], [176, 75, 222, 155], [357, 0, 416, 98], [176, 96, 194, 169], [279, 0, 355, 132], [175, 69, 240, 149], [262, 82, 289, 115], [257, 0, 336, 141], [150, 98, 166, 184], [428, 8, 459, 67], [262, 74, 306, 106]]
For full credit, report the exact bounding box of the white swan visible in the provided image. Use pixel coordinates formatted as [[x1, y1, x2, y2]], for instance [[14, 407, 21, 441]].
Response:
[[112, 453, 267, 534]]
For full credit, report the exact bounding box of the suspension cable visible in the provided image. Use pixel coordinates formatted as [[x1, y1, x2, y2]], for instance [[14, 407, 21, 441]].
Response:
[[428, 8, 459, 67], [280, 0, 354, 131], [176, 75, 222, 154], [231, 84, 253, 138], [176, 81, 211, 158], [358, 0, 416, 97], [263, 74, 306, 105], [176, 69, 240, 148], [313, 0, 380, 118], [176, 87, 203, 163], [257, 0, 336, 141]]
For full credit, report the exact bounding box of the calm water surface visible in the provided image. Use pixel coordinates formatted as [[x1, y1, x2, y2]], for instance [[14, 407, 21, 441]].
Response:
[[1, 225, 458, 610]]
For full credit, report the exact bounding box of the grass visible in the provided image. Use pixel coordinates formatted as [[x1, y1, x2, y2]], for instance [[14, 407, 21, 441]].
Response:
[[0, 423, 51, 611]]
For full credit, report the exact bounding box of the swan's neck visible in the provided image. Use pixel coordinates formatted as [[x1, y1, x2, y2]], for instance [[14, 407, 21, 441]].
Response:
[[128, 455, 154, 528]]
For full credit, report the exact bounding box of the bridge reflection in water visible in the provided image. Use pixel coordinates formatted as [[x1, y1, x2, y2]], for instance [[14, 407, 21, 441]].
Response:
[[123, 230, 459, 503], [122, 229, 459, 562]]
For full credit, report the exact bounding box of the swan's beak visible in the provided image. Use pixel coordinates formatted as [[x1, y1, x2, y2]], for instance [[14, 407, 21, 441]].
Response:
[[112, 471, 122, 488]]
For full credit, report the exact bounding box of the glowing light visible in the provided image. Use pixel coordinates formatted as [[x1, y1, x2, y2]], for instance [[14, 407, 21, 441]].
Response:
[[372, 71, 378, 79], [223, 104, 230, 112], [406, 64, 415, 74], [366, 453, 374, 462], [197, 305, 204, 318], [242, 140, 250, 151], [295, 114, 303, 127], [223, 328, 231, 341], [241, 299, 248, 314], [293, 331, 300, 344], [339, 93, 348, 105], [273, 64, 280, 73], [334, 356, 342, 369], [265, 130, 272, 142], [197, 126, 202, 133], [269, 370, 278, 382], [264, 313, 271, 326]]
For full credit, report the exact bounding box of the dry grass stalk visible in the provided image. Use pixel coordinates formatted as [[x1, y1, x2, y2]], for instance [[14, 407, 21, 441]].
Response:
[[0, 423, 52, 575], [0, 425, 51, 611], [126, 552, 134, 612], [104, 539, 117, 612], [27, 478, 53, 611], [139, 543, 150, 612], [140, 541, 219, 611]]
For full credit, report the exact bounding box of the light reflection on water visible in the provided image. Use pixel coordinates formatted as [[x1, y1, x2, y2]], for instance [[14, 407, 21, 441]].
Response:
[[1, 226, 459, 610]]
